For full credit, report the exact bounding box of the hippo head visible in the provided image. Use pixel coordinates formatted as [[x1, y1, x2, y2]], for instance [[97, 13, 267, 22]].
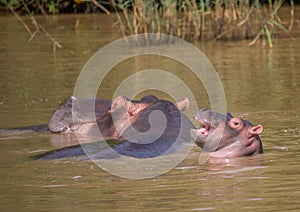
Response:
[[190, 108, 263, 158], [48, 95, 191, 142], [47, 95, 151, 137], [48, 96, 112, 135]]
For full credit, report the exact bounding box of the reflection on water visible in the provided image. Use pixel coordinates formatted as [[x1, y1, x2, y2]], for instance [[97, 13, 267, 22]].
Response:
[[0, 13, 300, 211]]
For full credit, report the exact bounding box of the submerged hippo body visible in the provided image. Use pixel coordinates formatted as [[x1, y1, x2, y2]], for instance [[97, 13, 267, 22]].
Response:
[[39, 95, 193, 159], [190, 108, 263, 158]]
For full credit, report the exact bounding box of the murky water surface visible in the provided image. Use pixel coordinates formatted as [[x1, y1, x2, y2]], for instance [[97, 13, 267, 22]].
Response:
[[0, 12, 299, 211]]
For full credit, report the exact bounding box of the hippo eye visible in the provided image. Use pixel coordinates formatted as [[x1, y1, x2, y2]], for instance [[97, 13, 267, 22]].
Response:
[[229, 117, 242, 129]]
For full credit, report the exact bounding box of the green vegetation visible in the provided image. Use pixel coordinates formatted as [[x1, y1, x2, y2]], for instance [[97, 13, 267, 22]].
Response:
[[0, 0, 295, 47], [0, 0, 111, 14], [112, 0, 295, 47]]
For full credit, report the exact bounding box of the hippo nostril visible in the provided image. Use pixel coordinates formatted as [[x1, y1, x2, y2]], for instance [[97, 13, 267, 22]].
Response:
[[200, 108, 208, 112], [203, 118, 210, 125], [208, 110, 214, 116]]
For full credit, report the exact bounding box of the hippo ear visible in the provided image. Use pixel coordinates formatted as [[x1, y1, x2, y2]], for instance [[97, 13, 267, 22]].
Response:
[[175, 97, 190, 111], [128, 102, 149, 116], [71, 96, 77, 102], [249, 125, 263, 135], [110, 96, 128, 112]]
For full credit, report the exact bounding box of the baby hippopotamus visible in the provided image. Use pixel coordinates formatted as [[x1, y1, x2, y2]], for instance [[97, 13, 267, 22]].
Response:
[[190, 108, 263, 158]]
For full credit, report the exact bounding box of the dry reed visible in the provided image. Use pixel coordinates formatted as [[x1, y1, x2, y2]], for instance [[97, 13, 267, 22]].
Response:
[[112, 0, 295, 47]]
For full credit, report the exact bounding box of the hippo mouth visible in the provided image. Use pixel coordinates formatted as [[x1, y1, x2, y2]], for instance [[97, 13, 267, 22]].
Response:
[[190, 115, 212, 146], [194, 116, 211, 136], [190, 113, 223, 151]]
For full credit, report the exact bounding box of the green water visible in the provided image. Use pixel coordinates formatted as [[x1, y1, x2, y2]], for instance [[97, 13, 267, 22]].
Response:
[[0, 13, 299, 211]]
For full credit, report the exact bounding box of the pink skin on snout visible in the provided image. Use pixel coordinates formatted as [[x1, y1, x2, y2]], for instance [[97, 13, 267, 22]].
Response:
[[190, 108, 263, 158]]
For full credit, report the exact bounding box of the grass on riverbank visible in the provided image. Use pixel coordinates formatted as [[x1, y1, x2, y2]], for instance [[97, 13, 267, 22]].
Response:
[[112, 0, 295, 47], [1, 0, 295, 47]]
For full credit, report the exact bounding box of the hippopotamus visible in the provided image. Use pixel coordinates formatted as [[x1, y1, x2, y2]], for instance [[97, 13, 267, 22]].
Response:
[[190, 108, 263, 158], [48, 95, 190, 135], [1, 94, 264, 160], [38, 95, 194, 159]]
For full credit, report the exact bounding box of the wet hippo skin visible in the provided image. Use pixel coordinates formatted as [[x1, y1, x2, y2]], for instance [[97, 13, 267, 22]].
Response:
[[190, 108, 263, 158], [48, 95, 190, 135], [1, 95, 264, 160], [48, 96, 112, 135], [38, 95, 194, 159]]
